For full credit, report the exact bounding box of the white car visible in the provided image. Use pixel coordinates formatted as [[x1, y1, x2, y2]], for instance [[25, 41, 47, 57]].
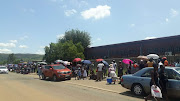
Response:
[[0, 66, 8, 74]]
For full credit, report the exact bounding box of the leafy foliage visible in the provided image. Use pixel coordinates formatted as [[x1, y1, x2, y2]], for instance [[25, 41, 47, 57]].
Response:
[[44, 29, 91, 63]]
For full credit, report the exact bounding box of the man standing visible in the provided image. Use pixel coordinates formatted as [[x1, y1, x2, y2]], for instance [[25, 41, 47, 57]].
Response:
[[96, 61, 104, 81], [112, 60, 117, 71]]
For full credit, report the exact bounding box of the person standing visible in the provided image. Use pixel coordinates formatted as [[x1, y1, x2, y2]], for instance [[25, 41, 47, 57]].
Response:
[[144, 63, 160, 101], [159, 64, 169, 101], [118, 61, 123, 84], [147, 58, 154, 67], [108, 64, 117, 84], [112, 60, 117, 71], [37, 65, 42, 79], [96, 61, 104, 81], [128, 61, 132, 74]]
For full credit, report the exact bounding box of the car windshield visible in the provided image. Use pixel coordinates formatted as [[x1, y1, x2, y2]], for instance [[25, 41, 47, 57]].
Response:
[[175, 68, 180, 73], [0, 67, 7, 69], [53, 65, 66, 70]]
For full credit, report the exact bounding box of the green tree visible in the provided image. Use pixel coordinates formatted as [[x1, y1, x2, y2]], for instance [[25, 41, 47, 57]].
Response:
[[59, 29, 91, 48], [7, 53, 16, 64]]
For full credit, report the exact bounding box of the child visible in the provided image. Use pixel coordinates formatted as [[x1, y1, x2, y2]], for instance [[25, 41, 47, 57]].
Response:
[[77, 67, 81, 80]]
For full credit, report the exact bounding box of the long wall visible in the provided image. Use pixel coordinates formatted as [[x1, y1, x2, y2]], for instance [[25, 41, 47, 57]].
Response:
[[85, 35, 180, 60]]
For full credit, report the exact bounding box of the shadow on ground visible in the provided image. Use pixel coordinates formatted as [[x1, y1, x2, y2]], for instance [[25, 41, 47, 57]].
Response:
[[119, 91, 180, 101]]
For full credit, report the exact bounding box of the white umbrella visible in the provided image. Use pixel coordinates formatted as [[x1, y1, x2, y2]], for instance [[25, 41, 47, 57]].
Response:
[[55, 60, 64, 63], [63, 61, 70, 65], [147, 54, 159, 59]]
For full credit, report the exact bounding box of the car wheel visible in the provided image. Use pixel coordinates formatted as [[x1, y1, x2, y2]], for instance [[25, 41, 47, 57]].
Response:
[[132, 84, 144, 96], [53, 75, 58, 82], [42, 74, 46, 80], [67, 77, 71, 80]]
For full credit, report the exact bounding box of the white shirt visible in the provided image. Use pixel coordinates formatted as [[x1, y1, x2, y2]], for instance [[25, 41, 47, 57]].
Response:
[[97, 63, 104, 71]]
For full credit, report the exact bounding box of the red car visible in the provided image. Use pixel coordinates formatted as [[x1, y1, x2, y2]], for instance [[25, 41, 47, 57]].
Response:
[[42, 64, 72, 81]]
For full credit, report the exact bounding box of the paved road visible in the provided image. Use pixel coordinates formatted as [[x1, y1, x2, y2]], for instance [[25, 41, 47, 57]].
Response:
[[0, 73, 179, 101]]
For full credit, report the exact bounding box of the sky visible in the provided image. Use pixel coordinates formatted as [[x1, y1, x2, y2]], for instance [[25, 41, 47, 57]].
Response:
[[0, 0, 180, 54]]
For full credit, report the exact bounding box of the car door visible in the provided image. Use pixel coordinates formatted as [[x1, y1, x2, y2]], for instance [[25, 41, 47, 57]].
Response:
[[165, 69, 180, 97], [44, 66, 50, 77], [140, 69, 153, 94]]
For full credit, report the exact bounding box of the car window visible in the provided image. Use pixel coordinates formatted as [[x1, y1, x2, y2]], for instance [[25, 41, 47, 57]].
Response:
[[175, 68, 180, 73], [53, 65, 66, 70], [164, 69, 180, 80], [141, 69, 152, 77], [0, 67, 6, 69], [45, 66, 51, 69]]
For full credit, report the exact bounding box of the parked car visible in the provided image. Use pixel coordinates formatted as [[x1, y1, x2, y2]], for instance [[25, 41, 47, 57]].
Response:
[[0, 66, 8, 74], [121, 67, 180, 98], [42, 64, 72, 81]]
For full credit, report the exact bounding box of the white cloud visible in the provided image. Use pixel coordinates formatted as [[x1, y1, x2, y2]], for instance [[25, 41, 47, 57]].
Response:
[[81, 5, 111, 20], [36, 50, 45, 55], [170, 8, 178, 17], [97, 38, 101, 41], [20, 35, 28, 40], [64, 9, 77, 16], [0, 43, 16, 48], [165, 18, 169, 22], [131, 24, 135, 27], [9, 40, 18, 43], [57, 34, 64, 39], [19, 45, 28, 48], [0, 49, 12, 53], [145, 37, 157, 40]]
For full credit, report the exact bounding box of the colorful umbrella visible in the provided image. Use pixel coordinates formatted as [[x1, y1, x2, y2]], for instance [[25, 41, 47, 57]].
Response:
[[96, 59, 104, 62], [122, 59, 133, 64], [73, 58, 82, 62], [82, 60, 91, 64], [102, 60, 109, 66], [137, 56, 148, 60], [162, 57, 167, 60], [147, 54, 159, 59]]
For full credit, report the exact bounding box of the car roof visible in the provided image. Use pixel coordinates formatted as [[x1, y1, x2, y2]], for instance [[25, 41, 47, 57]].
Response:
[[133, 67, 180, 76]]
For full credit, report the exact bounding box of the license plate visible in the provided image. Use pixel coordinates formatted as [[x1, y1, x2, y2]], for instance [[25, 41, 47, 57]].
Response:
[[65, 75, 69, 77]]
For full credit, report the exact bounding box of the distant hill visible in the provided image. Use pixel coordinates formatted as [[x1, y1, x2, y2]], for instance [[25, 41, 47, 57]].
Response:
[[0, 53, 44, 62]]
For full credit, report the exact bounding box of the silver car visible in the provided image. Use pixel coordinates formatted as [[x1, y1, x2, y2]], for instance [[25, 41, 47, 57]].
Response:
[[121, 67, 180, 98]]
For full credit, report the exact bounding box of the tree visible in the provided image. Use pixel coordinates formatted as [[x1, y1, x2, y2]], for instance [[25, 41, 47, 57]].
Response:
[[7, 53, 16, 64], [59, 29, 91, 48], [44, 29, 91, 63]]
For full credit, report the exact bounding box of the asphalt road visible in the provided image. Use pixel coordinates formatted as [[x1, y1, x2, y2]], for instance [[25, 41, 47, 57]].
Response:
[[0, 73, 179, 101]]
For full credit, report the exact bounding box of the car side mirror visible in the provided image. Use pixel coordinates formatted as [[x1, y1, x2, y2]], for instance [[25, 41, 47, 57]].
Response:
[[50, 68, 53, 70]]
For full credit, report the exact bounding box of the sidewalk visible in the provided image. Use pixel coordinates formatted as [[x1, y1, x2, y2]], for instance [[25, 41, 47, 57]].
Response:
[[64, 77, 128, 94]]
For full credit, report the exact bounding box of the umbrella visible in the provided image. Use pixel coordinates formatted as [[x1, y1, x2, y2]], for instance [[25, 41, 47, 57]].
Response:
[[147, 54, 159, 59], [73, 58, 82, 62], [102, 60, 109, 66], [63, 61, 70, 65], [55, 60, 64, 63], [37, 62, 47, 65], [137, 56, 148, 60], [82, 60, 91, 65], [122, 59, 133, 64], [162, 57, 167, 60], [96, 59, 104, 62]]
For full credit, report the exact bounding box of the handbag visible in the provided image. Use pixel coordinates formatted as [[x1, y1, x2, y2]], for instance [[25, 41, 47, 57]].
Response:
[[151, 85, 162, 98]]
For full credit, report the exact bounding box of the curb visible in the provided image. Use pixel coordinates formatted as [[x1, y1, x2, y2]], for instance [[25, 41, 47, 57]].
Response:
[[64, 81, 120, 94]]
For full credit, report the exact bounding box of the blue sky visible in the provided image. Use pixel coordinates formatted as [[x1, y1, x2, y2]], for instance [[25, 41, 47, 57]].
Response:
[[0, 0, 180, 54]]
